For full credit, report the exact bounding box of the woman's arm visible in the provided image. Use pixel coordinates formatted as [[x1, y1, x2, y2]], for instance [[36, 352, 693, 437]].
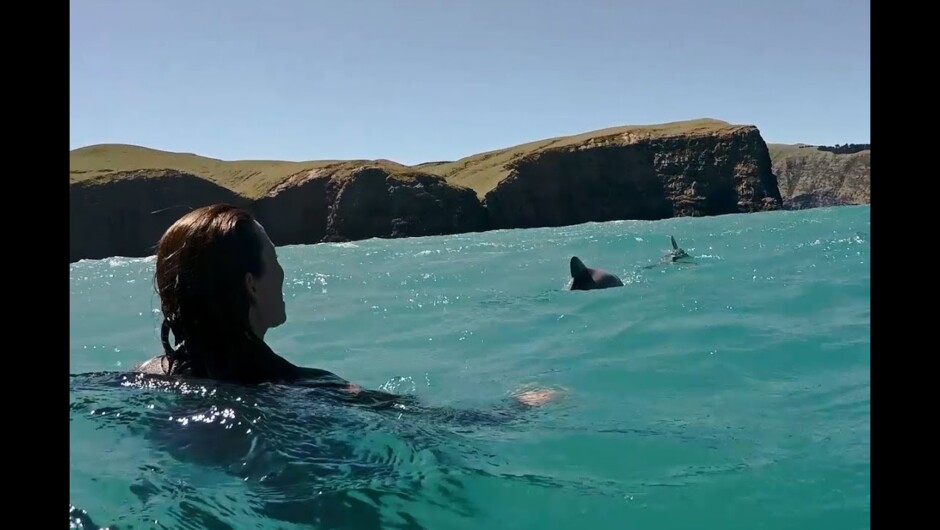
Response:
[[294, 367, 560, 424], [294, 367, 420, 409]]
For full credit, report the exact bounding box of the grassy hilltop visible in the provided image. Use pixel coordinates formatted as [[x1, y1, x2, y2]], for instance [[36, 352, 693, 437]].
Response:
[[70, 118, 748, 199]]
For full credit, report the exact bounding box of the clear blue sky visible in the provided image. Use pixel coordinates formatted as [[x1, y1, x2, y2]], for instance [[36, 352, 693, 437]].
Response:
[[70, 0, 870, 165]]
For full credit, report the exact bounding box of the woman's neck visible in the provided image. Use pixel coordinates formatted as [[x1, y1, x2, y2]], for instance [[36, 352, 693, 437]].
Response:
[[251, 335, 301, 380]]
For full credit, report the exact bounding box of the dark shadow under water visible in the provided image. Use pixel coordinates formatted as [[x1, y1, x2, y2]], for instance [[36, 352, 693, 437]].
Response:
[[70, 371, 545, 529], [70, 364, 739, 529]]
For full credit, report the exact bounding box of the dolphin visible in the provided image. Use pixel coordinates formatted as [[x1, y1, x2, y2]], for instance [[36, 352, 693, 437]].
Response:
[[564, 256, 624, 291], [641, 235, 694, 270], [665, 235, 690, 262]]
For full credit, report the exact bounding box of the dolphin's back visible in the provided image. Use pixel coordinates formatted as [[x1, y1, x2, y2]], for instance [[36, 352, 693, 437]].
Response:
[[566, 256, 623, 290], [591, 270, 624, 288]]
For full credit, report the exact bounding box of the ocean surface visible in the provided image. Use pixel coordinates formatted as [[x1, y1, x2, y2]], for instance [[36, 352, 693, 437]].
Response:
[[69, 205, 870, 530]]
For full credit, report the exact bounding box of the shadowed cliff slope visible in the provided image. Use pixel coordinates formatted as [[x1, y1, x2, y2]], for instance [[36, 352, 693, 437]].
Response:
[[252, 163, 488, 245], [69, 169, 246, 262]]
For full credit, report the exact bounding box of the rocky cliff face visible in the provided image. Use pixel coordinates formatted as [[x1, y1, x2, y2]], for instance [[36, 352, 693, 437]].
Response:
[[71, 166, 486, 262], [768, 145, 870, 209], [69, 169, 245, 262], [253, 164, 488, 245], [69, 119, 795, 262], [478, 124, 782, 229]]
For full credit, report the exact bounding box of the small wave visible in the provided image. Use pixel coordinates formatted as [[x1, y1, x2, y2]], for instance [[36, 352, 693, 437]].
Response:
[[109, 255, 156, 267], [71, 255, 156, 270]]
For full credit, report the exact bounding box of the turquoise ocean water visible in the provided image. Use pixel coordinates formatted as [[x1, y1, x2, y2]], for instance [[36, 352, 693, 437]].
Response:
[[69, 205, 870, 529]]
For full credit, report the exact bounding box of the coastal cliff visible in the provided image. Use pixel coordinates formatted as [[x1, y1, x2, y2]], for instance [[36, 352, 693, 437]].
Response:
[[768, 144, 870, 209], [429, 119, 781, 229], [70, 118, 790, 262]]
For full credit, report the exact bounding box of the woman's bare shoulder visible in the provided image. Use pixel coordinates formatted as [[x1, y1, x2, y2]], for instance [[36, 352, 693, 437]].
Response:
[[134, 355, 168, 375]]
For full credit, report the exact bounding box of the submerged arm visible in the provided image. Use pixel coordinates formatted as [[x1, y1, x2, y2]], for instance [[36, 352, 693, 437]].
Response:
[[294, 367, 419, 408], [295, 368, 558, 425]]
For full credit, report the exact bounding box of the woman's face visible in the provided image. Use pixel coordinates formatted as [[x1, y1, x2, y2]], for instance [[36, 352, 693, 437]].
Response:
[[246, 221, 286, 338]]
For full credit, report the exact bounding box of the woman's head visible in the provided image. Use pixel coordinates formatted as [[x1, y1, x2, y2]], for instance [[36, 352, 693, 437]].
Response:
[[154, 204, 287, 380]]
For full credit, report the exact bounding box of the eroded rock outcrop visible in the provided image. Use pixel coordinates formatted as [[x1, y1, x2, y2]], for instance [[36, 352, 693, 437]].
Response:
[[253, 164, 488, 245]]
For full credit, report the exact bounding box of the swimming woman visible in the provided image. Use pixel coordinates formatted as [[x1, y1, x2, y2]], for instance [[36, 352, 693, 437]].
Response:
[[134, 204, 558, 409]]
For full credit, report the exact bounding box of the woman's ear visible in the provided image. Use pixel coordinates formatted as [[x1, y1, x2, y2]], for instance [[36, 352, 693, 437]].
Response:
[[245, 272, 258, 303]]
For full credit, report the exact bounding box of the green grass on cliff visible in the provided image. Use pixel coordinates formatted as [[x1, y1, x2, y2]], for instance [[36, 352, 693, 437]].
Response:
[[69, 145, 421, 198], [767, 143, 870, 161], [70, 144, 340, 198], [70, 118, 752, 199], [424, 118, 748, 197]]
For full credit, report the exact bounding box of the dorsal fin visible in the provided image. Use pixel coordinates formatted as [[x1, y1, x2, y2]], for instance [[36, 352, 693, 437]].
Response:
[[570, 256, 589, 278]]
